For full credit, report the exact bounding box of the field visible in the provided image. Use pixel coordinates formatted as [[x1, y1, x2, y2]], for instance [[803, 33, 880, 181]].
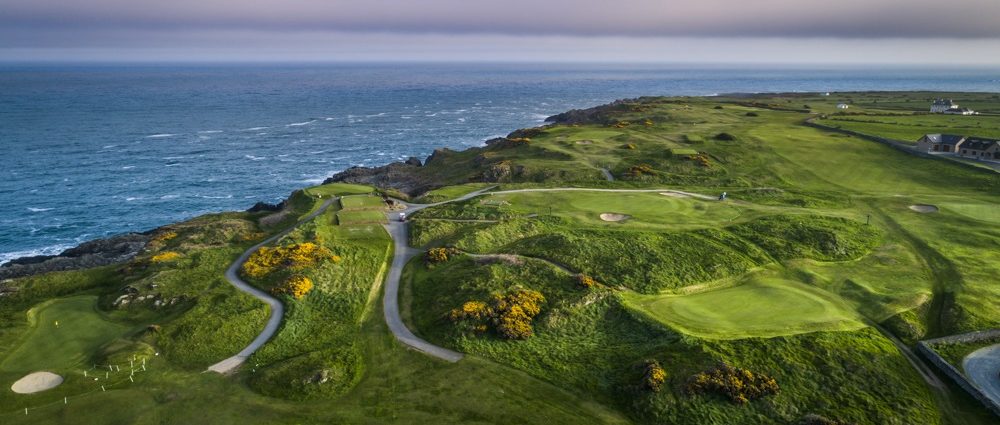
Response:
[[2, 92, 999, 424]]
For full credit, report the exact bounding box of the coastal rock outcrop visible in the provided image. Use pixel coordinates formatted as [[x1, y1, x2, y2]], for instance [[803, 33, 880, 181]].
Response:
[[323, 159, 433, 196], [0, 233, 151, 280]]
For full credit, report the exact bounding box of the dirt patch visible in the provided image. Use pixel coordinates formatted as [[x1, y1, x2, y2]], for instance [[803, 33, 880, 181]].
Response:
[[473, 254, 525, 266], [11, 372, 63, 394], [575, 140, 594, 145], [909, 204, 939, 213], [599, 213, 631, 222], [659, 192, 690, 198]]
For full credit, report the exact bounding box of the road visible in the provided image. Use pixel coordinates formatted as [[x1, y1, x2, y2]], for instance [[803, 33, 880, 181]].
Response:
[[207, 198, 336, 374], [964, 343, 1000, 407]]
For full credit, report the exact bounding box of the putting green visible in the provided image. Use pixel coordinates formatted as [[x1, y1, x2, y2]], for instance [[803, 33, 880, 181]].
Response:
[[491, 191, 743, 230], [940, 202, 1000, 224], [623, 278, 866, 339], [1, 296, 129, 373]]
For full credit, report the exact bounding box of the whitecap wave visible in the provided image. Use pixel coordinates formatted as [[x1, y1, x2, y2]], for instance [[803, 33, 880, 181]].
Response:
[[242, 126, 270, 131], [160, 194, 180, 200], [1, 244, 75, 265], [122, 166, 135, 170], [198, 130, 223, 134], [27, 207, 53, 212], [197, 194, 233, 199], [287, 120, 316, 127], [245, 155, 266, 161], [145, 134, 176, 138]]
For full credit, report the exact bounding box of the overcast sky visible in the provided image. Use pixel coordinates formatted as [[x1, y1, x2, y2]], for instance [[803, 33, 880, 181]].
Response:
[[3, 0, 1000, 63]]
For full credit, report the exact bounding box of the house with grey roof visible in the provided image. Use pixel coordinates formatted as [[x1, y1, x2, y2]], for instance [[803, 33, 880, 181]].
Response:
[[957, 137, 1000, 160], [917, 134, 966, 153]]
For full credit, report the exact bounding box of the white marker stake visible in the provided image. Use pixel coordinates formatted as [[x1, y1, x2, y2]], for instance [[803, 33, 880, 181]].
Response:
[[64, 397, 67, 404], [101, 385, 105, 392], [25, 408, 28, 415], [142, 365, 146, 371], [108, 365, 112, 371], [129, 376, 133, 383], [84, 370, 87, 377], [130, 360, 133, 368]]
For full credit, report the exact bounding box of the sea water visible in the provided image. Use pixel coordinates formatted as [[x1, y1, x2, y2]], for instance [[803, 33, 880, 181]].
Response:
[[2, 63, 999, 263]]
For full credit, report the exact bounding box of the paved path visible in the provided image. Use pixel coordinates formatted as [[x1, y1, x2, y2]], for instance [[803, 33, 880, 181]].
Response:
[[380, 188, 497, 362], [872, 323, 946, 390], [208, 198, 336, 374], [600, 168, 615, 181], [964, 343, 1000, 406]]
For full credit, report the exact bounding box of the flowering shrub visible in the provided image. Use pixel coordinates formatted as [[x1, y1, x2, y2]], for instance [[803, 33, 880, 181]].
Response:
[[612, 120, 631, 128], [643, 119, 654, 127], [643, 360, 667, 392], [151, 251, 181, 263], [273, 275, 314, 299], [448, 289, 546, 340], [686, 363, 779, 404], [242, 242, 340, 279], [688, 154, 711, 167], [576, 274, 598, 289], [151, 231, 178, 244], [624, 164, 655, 178], [425, 247, 460, 265], [620, 143, 637, 150]]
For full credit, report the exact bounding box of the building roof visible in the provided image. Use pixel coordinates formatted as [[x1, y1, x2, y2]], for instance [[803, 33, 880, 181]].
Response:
[[945, 107, 973, 113], [922, 134, 966, 146], [933, 98, 956, 105], [961, 137, 999, 151]]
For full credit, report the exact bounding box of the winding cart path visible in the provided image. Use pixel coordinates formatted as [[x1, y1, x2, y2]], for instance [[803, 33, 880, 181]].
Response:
[[208, 198, 336, 374]]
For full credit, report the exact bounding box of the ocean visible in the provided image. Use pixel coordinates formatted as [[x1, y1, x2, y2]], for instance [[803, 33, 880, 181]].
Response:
[[2, 63, 999, 263]]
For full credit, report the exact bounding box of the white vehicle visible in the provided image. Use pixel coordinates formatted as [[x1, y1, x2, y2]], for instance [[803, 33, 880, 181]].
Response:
[[398, 212, 407, 222]]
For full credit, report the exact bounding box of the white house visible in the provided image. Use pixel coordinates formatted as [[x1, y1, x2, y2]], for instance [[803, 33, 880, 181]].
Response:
[[930, 98, 959, 113], [836, 103, 850, 109], [944, 107, 976, 116]]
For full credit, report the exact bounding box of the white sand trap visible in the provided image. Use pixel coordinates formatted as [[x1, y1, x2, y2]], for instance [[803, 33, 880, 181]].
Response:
[[909, 204, 939, 213], [11, 372, 63, 394], [599, 213, 631, 222], [659, 192, 691, 198]]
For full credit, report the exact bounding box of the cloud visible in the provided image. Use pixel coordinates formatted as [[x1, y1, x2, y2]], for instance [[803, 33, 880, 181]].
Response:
[[2, 0, 1000, 41]]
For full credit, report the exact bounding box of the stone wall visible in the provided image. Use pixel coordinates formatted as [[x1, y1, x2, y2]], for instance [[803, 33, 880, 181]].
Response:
[[917, 329, 1000, 418]]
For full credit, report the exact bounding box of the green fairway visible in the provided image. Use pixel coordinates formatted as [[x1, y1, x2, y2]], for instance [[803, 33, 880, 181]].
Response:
[[940, 202, 1000, 224], [303, 183, 374, 198], [623, 276, 866, 339], [339, 194, 386, 210], [487, 191, 745, 230], [1, 296, 128, 373], [413, 183, 494, 203], [336, 210, 387, 225]]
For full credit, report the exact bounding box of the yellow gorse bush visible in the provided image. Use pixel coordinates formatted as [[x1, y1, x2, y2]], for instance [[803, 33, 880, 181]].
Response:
[[151, 231, 178, 244], [273, 275, 314, 299], [449, 289, 546, 340], [150, 251, 182, 263], [242, 242, 340, 279], [643, 360, 667, 392]]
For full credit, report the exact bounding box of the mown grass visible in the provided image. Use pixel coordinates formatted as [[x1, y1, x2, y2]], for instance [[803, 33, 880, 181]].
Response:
[[623, 275, 866, 339], [337, 210, 387, 225], [339, 194, 386, 210]]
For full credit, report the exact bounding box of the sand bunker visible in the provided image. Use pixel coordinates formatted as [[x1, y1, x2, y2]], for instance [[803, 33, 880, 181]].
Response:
[[909, 204, 939, 213], [599, 213, 631, 222], [11, 372, 63, 394]]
